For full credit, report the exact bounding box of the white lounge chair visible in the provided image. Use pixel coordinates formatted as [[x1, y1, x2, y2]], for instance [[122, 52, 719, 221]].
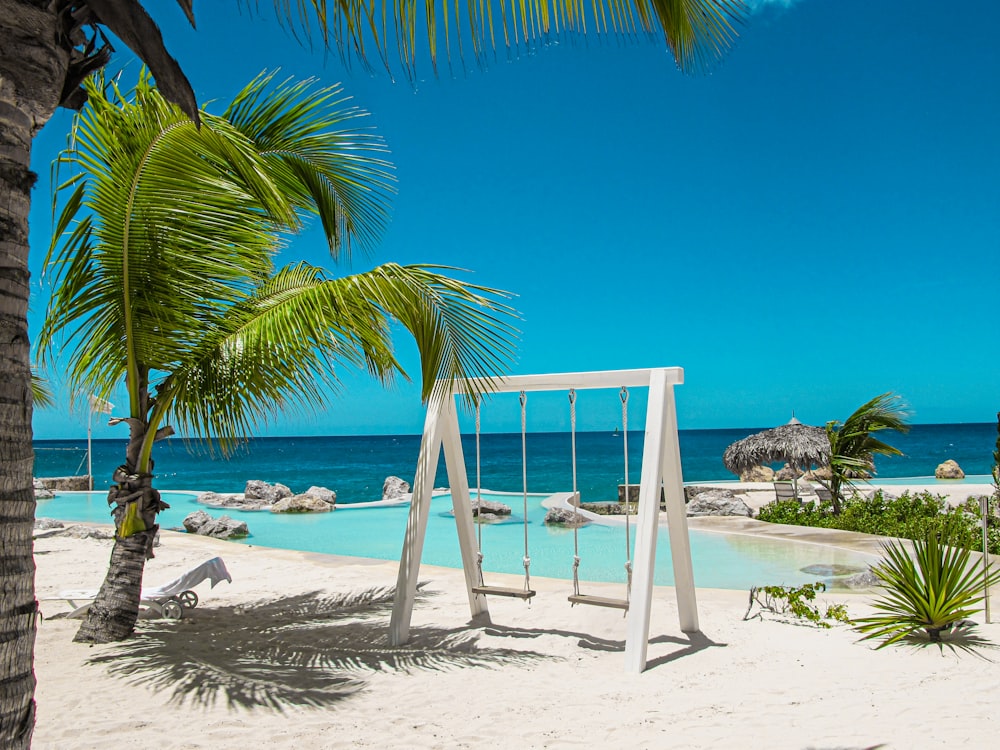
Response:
[[51, 556, 232, 619]]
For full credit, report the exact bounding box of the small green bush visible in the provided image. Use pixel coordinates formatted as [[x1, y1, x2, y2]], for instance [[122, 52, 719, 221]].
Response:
[[744, 582, 852, 628], [756, 490, 1000, 555]]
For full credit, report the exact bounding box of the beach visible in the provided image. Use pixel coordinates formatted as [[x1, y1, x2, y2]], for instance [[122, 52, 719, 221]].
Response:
[[33, 516, 1000, 750]]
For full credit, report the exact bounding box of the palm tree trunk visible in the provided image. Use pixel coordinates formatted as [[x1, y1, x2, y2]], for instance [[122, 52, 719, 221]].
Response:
[[72, 530, 154, 643], [74, 406, 166, 642], [1, 6, 72, 743]]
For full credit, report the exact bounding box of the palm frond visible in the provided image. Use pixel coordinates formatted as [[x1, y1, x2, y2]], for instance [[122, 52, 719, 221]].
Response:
[[252, 1, 747, 78], [159, 262, 517, 452], [31, 370, 55, 409], [344, 263, 521, 403], [222, 72, 396, 262], [40, 70, 398, 429]]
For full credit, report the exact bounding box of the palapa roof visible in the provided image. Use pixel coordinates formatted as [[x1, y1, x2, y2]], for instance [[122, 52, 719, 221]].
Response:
[[722, 417, 831, 475]]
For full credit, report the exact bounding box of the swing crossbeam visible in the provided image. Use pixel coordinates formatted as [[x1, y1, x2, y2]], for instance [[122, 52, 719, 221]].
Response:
[[568, 594, 629, 611], [472, 585, 537, 600]]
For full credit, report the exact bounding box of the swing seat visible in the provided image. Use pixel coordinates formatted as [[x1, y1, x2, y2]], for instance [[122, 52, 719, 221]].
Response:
[[568, 593, 629, 611], [472, 585, 537, 600]]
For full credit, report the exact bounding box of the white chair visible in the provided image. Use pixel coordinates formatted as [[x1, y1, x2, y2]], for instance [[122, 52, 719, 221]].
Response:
[[50, 556, 232, 619]]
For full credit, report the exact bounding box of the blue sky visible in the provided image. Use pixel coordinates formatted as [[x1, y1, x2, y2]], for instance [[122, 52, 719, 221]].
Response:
[[28, 0, 1000, 440]]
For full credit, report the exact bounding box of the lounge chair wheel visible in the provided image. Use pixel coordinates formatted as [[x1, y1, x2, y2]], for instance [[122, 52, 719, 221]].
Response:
[[178, 590, 199, 609], [161, 599, 184, 619]]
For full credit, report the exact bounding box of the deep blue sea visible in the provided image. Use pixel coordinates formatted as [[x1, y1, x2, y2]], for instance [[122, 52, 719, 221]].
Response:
[[34, 423, 998, 504]]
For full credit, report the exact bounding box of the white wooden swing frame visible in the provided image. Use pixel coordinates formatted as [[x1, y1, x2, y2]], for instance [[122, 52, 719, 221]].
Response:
[[388, 367, 699, 673]]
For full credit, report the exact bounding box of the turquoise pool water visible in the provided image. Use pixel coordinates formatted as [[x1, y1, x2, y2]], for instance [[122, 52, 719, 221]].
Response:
[[869, 475, 994, 486], [36, 490, 877, 591]]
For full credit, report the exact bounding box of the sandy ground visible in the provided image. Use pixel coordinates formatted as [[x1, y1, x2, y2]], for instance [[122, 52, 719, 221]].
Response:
[[32, 519, 1000, 750]]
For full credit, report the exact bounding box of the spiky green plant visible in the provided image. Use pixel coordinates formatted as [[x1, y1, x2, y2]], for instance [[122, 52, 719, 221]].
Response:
[[854, 532, 1000, 648]]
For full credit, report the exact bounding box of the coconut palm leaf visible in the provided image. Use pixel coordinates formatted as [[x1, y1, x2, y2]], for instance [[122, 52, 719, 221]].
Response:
[[824, 392, 910, 512], [222, 71, 395, 261], [249, 1, 746, 78], [30, 370, 55, 409], [161, 262, 517, 450], [40, 71, 395, 414]]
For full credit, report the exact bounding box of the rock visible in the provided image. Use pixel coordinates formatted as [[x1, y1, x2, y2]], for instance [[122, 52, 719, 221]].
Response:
[[683, 486, 716, 503], [580, 502, 626, 516], [35, 475, 90, 491], [33, 518, 65, 538], [197, 491, 271, 511], [183, 510, 249, 539], [842, 569, 881, 589], [935, 460, 965, 479], [774, 464, 803, 481], [183, 510, 212, 533], [544, 507, 589, 527], [801, 563, 866, 577], [445, 498, 512, 521], [306, 486, 336, 505], [62, 526, 115, 540], [471, 498, 511, 517], [382, 476, 410, 500], [244, 480, 293, 503], [739, 465, 775, 482], [618, 484, 665, 504], [805, 465, 833, 480], [271, 494, 334, 513], [686, 490, 752, 517]]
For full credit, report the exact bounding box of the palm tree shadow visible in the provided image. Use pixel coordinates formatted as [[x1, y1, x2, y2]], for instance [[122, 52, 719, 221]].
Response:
[[86, 585, 548, 711]]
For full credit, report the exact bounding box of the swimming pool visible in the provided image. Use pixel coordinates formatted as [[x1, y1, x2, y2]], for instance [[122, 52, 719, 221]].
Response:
[[36, 490, 878, 591]]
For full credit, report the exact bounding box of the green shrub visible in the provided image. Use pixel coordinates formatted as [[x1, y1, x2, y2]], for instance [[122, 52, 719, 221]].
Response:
[[744, 582, 852, 628], [757, 490, 1000, 555], [854, 531, 1000, 648]]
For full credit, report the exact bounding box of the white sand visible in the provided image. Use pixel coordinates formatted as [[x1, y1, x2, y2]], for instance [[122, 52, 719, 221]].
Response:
[[33, 523, 1000, 750]]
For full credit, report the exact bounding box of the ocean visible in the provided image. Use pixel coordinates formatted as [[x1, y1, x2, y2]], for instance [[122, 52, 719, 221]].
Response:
[[34, 422, 999, 504]]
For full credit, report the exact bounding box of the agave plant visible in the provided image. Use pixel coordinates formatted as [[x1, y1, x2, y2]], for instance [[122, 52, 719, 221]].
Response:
[[854, 531, 1000, 648]]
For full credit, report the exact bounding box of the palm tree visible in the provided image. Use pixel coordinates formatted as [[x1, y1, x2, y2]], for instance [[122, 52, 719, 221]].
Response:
[[823, 392, 910, 514], [37, 70, 519, 644], [1, 2, 746, 745]]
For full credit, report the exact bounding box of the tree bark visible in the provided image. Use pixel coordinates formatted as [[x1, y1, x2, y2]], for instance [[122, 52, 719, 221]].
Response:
[[0, 2, 71, 746], [72, 530, 154, 643], [74, 403, 167, 642]]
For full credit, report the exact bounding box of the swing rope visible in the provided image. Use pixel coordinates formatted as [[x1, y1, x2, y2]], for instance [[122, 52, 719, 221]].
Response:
[[569, 389, 581, 596], [621, 386, 633, 604], [566, 386, 632, 612], [520, 390, 532, 594], [470, 391, 536, 600]]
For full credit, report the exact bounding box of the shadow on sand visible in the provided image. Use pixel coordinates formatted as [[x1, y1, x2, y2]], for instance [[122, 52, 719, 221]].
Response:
[[480, 621, 726, 669], [86, 585, 549, 711]]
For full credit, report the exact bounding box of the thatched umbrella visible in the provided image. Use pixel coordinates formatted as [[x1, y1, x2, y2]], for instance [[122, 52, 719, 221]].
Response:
[[722, 417, 831, 499]]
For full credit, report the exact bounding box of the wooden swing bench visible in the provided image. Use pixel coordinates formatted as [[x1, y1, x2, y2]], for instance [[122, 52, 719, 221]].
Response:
[[567, 593, 629, 610], [471, 585, 536, 600]]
